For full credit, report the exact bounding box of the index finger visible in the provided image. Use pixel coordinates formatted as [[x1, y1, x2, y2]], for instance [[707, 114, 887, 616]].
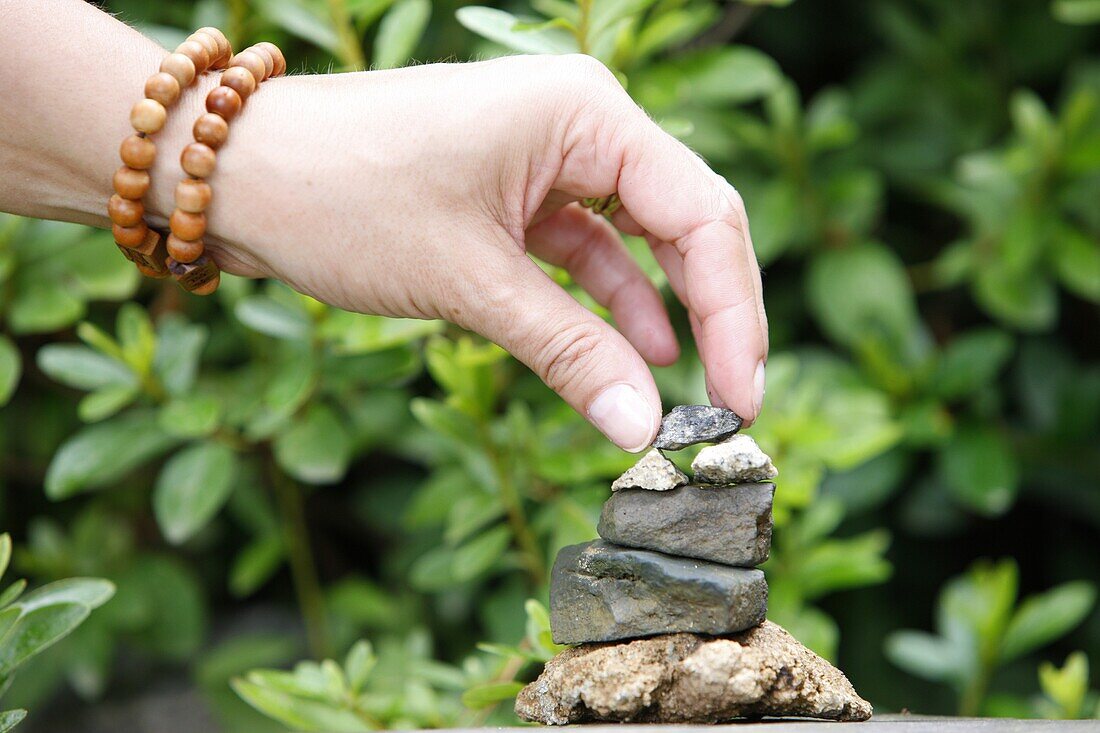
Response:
[[613, 117, 769, 421]]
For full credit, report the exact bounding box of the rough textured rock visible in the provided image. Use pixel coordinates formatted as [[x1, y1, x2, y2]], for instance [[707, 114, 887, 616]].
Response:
[[692, 434, 778, 484], [653, 405, 743, 451], [549, 541, 767, 645], [598, 483, 773, 567], [611, 449, 689, 492], [516, 621, 873, 724]]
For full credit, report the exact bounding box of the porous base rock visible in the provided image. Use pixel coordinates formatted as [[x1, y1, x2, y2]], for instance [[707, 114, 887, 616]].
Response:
[[515, 621, 872, 725]]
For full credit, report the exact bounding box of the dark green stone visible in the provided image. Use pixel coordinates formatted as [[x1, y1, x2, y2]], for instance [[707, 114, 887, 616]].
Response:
[[550, 540, 767, 645], [598, 483, 773, 567]]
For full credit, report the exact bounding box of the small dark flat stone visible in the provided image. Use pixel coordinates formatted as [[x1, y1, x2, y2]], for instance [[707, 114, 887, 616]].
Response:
[[653, 405, 743, 450], [549, 541, 767, 645], [598, 483, 773, 567]]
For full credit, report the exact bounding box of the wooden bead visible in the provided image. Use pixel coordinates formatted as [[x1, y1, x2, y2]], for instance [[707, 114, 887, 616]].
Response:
[[176, 40, 210, 72], [187, 32, 220, 63], [220, 66, 256, 100], [168, 254, 220, 295], [167, 234, 205, 263], [117, 227, 168, 273], [144, 72, 181, 107], [170, 209, 206, 241], [119, 134, 156, 169], [229, 50, 266, 84], [180, 143, 216, 178], [135, 261, 171, 279], [197, 27, 232, 66], [130, 99, 166, 134], [175, 179, 212, 213], [255, 42, 285, 76], [248, 45, 275, 80], [113, 166, 150, 199], [160, 52, 196, 87], [108, 194, 144, 226], [192, 113, 229, 149], [206, 85, 242, 121], [113, 221, 148, 247]]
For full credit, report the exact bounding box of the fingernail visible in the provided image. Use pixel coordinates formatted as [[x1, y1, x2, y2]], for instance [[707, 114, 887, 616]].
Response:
[[589, 383, 657, 453], [752, 360, 766, 416]]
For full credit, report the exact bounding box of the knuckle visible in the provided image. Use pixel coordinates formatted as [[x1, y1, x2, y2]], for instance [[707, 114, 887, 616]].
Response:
[[536, 321, 605, 394]]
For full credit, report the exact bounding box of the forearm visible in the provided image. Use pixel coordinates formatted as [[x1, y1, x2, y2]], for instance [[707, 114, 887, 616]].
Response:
[[0, 0, 171, 224]]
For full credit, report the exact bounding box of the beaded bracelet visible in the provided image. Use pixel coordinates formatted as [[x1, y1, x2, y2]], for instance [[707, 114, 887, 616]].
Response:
[[110, 28, 232, 280], [165, 41, 286, 295]]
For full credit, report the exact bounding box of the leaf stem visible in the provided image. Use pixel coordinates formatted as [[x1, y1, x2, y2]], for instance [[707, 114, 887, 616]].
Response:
[[327, 0, 367, 70], [269, 458, 332, 658], [575, 0, 592, 54]]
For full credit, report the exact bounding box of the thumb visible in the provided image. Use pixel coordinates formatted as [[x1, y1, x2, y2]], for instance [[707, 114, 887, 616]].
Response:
[[468, 251, 662, 452]]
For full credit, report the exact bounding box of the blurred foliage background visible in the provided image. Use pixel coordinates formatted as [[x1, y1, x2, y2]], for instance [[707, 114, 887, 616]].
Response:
[[0, 0, 1098, 729]]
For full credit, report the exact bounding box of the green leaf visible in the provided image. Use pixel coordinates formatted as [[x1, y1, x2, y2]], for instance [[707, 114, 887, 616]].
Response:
[[0, 335, 20, 406], [806, 242, 922, 355], [931, 329, 1014, 399], [318, 312, 442, 353], [456, 7, 578, 54], [154, 441, 239, 544], [0, 603, 89, 676], [0, 710, 27, 733], [120, 556, 205, 659], [0, 580, 26, 609], [1002, 582, 1096, 662], [974, 264, 1058, 332], [444, 493, 505, 546], [158, 395, 223, 438], [274, 403, 352, 484], [258, 0, 342, 55], [1053, 0, 1100, 24], [0, 535, 10, 582], [6, 280, 83, 334], [229, 535, 284, 597], [344, 640, 376, 694], [452, 525, 511, 582], [153, 316, 208, 395], [17, 577, 115, 611], [45, 411, 180, 500], [884, 630, 966, 683], [235, 295, 312, 340], [231, 676, 371, 732], [410, 397, 481, 447], [36, 344, 134, 390], [77, 383, 140, 423], [938, 425, 1020, 516], [373, 0, 431, 68], [668, 47, 782, 106], [461, 681, 524, 709], [1038, 651, 1089, 719], [116, 303, 157, 372], [1052, 226, 1100, 302]]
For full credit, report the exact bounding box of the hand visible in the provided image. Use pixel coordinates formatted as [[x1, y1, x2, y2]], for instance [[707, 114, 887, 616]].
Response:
[[194, 54, 768, 451]]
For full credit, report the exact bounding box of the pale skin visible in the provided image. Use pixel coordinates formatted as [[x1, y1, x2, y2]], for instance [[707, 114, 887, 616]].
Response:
[[0, 0, 769, 452]]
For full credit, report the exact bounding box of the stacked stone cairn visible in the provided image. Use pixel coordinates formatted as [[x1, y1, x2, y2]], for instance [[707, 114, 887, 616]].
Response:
[[516, 406, 873, 725]]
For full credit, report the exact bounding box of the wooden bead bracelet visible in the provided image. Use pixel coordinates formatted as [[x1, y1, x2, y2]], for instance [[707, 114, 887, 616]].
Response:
[[109, 29, 285, 295], [111, 27, 231, 281], [165, 41, 286, 295]]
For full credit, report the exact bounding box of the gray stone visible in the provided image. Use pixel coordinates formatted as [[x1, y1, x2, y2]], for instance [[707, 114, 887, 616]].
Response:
[[549, 541, 767, 645], [516, 621, 873, 724], [653, 405, 743, 451], [611, 449, 688, 492], [598, 483, 773, 567], [692, 434, 778, 484]]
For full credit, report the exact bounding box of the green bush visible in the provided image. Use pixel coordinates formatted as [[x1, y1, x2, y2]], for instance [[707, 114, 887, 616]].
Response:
[[1, 0, 1098, 728]]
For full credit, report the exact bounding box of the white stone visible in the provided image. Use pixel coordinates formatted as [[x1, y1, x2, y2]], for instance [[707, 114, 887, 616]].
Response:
[[691, 435, 777, 484], [611, 449, 688, 492]]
